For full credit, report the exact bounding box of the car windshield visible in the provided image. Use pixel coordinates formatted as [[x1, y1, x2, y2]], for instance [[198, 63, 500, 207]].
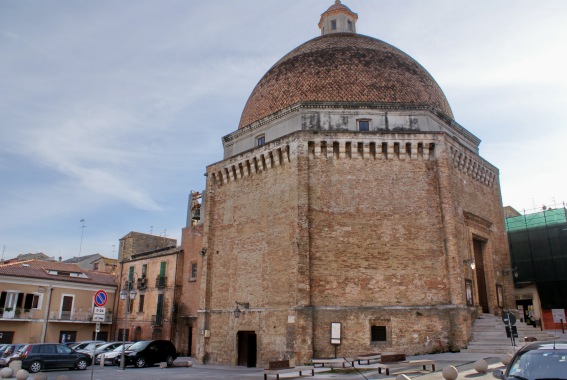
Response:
[[112, 343, 132, 352], [82, 343, 99, 350], [508, 349, 567, 379], [126, 341, 150, 351]]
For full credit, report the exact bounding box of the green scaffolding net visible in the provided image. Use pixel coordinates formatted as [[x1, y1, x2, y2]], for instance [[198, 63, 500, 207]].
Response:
[[505, 207, 567, 309]]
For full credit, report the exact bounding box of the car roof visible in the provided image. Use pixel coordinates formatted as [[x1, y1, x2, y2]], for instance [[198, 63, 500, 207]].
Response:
[[518, 340, 567, 352]]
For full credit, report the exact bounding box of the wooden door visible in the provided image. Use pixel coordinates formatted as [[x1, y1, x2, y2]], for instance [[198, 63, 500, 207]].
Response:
[[473, 239, 489, 313]]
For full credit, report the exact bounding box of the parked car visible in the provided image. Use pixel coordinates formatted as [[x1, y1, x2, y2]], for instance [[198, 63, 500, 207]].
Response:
[[95, 342, 133, 365], [114, 340, 177, 368], [14, 343, 91, 373], [0, 345, 9, 356], [84, 341, 127, 359], [0, 344, 26, 367], [75, 341, 105, 355], [493, 340, 567, 379], [69, 340, 106, 351]]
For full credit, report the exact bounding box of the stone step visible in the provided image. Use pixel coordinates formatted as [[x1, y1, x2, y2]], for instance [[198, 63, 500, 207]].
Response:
[[464, 314, 560, 354]]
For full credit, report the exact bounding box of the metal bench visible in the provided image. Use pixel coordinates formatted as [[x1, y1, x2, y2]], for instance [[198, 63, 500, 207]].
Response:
[[264, 360, 315, 380]]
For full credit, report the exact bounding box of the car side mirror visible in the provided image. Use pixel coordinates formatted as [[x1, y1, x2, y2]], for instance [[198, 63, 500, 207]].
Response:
[[492, 369, 504, 379]]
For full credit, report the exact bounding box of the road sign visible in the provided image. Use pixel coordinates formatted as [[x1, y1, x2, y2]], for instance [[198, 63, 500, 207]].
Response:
[[95, 322, 100, 332], [93, 314, 105, 322], [502, 311, 516, 326], [94, 290, 108, 307], [94, 307, 106, 315]]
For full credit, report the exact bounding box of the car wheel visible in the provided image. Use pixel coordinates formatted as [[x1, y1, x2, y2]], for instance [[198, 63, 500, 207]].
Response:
[[28, 360, 42, 373], [166, 355, 174, 366], [135, 357, 146, 368], [76, 358, 88, 370]]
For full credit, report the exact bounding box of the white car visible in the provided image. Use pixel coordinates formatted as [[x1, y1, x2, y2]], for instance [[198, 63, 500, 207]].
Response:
[[95, 343, 133, 366]]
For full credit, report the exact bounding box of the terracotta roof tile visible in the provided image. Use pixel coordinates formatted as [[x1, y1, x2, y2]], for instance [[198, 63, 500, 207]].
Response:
[[239, 33, 453, 129], [0, 259, 116, 286]]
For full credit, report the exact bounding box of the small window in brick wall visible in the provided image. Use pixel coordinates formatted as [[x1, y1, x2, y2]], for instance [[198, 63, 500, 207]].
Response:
[[190, 262, 198, 281], [371, 325, 387, 342]]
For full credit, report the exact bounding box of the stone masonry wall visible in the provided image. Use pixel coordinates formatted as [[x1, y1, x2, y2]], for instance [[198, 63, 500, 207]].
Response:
[[198, 130, 510, 365]]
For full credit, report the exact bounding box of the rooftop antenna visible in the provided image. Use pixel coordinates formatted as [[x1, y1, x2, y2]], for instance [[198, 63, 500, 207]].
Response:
[[1, 245, 5, 263], [150, 226, 153, 235], [160, 229, 168, 237], [78, 219, 86, 257], [112, 244, 116, 259]]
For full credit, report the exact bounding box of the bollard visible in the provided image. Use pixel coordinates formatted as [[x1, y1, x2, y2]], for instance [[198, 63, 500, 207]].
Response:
[[473, 359, 488, 373], [99, 354, 105, 368], [442, 365, 458, 380], [500, 353, 512, 366]]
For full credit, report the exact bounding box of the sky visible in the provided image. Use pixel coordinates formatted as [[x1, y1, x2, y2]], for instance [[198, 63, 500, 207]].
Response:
[[1, 0, 566, 261]]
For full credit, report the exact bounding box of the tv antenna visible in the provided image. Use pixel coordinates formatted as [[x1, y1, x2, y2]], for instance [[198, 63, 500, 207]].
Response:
[[78, 219, 86, 257]]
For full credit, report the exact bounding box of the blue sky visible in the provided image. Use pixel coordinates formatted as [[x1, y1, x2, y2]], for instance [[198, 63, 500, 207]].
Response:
[[1, 0, 566, 260]]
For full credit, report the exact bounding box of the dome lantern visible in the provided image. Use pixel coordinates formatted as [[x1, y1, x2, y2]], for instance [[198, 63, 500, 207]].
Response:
[[318, 0, 358, 35]]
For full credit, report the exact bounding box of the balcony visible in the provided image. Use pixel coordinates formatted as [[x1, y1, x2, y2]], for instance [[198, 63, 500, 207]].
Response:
[[0, 308, 35, 320], [0, 309, 111, 323], [155, 275, 167, 288], [137, 276, 147, 290], [50, 311, 112, 323], [151, 314, 163, 326]]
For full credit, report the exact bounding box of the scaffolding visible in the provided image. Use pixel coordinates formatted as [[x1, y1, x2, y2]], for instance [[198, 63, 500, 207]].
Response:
[[505, 202, 567, 309]]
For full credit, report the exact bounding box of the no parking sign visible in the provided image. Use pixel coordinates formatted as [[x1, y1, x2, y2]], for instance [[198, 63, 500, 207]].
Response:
[[94, 290, 108, 307]]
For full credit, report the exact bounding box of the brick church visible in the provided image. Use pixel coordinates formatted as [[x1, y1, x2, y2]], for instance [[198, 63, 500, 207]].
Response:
[[185, 1, 514, 366]]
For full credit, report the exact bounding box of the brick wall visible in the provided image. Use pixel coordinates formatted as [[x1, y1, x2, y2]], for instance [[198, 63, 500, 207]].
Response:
[[196, 130, 512, 366]]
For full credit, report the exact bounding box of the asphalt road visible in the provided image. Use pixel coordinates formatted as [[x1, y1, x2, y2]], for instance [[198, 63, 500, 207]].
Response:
[[15, 353, 509, 380]]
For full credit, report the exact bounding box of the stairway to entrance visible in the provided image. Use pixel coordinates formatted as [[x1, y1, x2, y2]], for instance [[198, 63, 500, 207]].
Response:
[[462, 313, 559, 354]]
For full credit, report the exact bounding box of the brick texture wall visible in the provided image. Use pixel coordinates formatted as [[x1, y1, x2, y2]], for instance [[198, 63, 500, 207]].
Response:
[[196, 130, 512, 366]]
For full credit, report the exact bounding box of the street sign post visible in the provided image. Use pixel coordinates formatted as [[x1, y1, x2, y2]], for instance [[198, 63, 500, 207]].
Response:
[[502, 310, 518, 352]]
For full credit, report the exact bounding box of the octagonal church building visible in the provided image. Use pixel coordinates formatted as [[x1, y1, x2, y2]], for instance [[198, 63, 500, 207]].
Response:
[[193, 1, 513, 366]]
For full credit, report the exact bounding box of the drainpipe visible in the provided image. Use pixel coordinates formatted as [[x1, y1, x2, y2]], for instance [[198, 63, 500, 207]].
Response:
[[41, 285, 53, 343], [170, 249, 179, 343]]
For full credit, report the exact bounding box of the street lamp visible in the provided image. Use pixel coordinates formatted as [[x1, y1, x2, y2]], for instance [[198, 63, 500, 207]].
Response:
[[119, 287, 137, 370], [233, 302, 249, 319]]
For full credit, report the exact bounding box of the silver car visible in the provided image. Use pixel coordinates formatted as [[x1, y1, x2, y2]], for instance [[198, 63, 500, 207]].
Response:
[[0, 344, 26, 367], [95, 343, 133, 366]]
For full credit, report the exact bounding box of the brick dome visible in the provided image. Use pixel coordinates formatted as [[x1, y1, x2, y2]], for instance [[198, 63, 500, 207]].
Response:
[[238, 33, 453, 129]]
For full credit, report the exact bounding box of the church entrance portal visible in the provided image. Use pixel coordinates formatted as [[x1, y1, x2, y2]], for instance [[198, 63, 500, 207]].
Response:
[[473, 239, 489, 313], [237, 331, 257, 367]]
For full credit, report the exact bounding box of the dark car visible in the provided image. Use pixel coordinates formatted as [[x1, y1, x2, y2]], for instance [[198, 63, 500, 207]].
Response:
[[115, 340, 177, 368], [15, 343, 91, 373], [493, 340, 567, 380], [0, 344, 26, 367]]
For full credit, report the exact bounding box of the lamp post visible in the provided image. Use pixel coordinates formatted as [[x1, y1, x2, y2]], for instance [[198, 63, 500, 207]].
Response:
[[119, 287, 137, 370]]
